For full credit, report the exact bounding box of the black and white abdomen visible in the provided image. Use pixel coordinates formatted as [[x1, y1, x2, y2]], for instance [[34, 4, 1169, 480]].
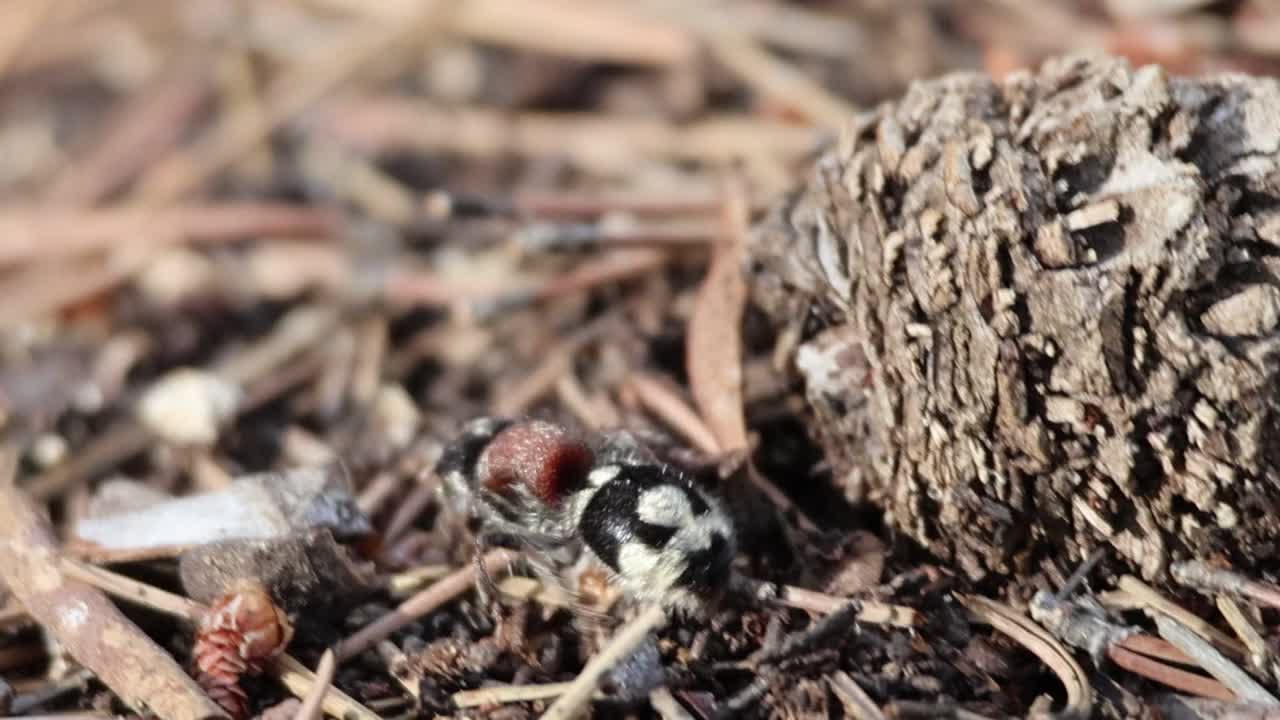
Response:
[[571, 463, 736, 614]]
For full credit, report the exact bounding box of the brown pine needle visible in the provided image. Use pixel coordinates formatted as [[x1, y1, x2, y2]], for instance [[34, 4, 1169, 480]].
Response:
[[1107, 645, 1236, 702], [626, 373, 721, 456], [960, 594, 1092, 717], [336, 549, 515, 662]]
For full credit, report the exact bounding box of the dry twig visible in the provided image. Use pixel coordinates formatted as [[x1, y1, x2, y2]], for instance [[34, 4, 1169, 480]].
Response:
[[312, 0, 696, 66], [452, 681, 581, 709], [291, 650, 336, 720], [827, 671, 887, 720], [740, 577, 919, 627], [1102, 576, 1247, 658], [685, 177, 818, 531], [272, 654, 379, 720], [539, 604, 668, 720], [1173, 561, 1280, 611], [1153, 614, 1277, 705], [0, 454, 226, 720]]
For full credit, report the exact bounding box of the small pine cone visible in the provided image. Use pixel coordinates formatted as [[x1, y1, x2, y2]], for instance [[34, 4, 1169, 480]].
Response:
[[193, 583, 293, 719]]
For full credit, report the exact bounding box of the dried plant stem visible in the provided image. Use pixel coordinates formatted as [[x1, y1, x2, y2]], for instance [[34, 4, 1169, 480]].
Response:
[[313, 0, 695, 66], [1116, 634, 1194, 666], [494, 313, 620, 416], [380, 482, 438, 547], [355, 472, 402, 517], [59, 558, 206, 620], [0, 460, 226, 720], [540, 604, 668, 720], [1153, 614, 1277, 705], [748, 579, 919, 628], [827, 671, 887, 720], [336, 549, 515, 662], [376, 641, 420, 702], [648, 687, 695, 720], [881, 701, 997, 720], [272, 655, 378, 720], [291, 650, 336, 720], [452, 681, 580, 709], [0, 205, 339, 265], [384, 565, 453, 598], [1216, 596, 1273, 674], [1106, 576, 1248, 658], [556, 373, 618, 430], [517, 219, 717, 253], [512, 189, 725, 219]]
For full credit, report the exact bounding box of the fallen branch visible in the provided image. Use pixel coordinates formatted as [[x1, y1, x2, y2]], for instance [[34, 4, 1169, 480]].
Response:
[[0, 454, 226, 720]]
